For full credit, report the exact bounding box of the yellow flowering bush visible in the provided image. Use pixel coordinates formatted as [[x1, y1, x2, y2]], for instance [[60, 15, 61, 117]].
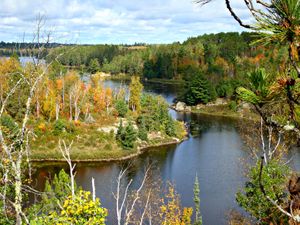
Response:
[[31, 190, 108, 225]]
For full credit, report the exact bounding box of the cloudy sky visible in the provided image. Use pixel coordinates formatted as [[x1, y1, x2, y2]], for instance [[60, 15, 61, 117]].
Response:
[[0, 0, 253, 44]]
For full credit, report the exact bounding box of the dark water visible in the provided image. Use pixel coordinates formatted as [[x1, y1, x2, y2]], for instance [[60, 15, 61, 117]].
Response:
[[33, 80, 252, 224]]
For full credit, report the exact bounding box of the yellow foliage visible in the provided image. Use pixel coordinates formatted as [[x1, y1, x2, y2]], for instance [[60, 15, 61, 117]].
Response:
[[160, 184, 193, 225], [38, 123, 47, 132]]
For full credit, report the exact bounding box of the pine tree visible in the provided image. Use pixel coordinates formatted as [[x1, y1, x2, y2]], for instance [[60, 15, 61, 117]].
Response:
[[183, 69, 216, 105], [88, 58, 100, 74], [116, 120, 137, 149], [138, 116, 148, 141], [193, 176, 202, 225], [122, 122, 137, 149], [116, 119, 124, 142], [165, 115, 175, 137]]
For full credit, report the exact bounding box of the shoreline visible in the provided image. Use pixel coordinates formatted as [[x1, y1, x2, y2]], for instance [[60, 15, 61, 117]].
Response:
[[31, 138, 185, 164], [171, 101, 260, 122]]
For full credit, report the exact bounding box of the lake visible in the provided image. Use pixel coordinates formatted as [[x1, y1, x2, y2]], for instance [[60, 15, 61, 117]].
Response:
[[32, 80, 300, 224]]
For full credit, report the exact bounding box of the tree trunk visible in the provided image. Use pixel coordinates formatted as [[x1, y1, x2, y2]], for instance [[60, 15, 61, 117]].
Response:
[[36, 100, 40, 118], [55, 100, 59, 121], [14, 159, 23, 225], [69, 94, 73, 121]]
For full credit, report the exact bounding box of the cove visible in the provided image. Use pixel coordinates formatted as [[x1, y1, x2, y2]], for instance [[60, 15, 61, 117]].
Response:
[[32, 80, 261, 224]]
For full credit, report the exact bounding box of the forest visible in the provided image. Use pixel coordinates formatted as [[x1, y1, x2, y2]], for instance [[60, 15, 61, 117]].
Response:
[[45, 31, 288, 105], [2, 0, 300, 224]]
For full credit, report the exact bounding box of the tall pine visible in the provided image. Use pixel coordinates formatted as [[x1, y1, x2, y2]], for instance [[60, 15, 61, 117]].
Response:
[[194, 176, 202, 225]]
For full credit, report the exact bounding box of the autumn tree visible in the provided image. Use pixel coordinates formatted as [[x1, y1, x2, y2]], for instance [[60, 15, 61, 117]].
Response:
[[160, 184, 193, 225], [129, 76, 143, 112]]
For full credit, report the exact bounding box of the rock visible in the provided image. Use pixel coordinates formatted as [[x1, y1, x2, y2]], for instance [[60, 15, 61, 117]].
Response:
[[97, 126, 118, 134], [148, 131, 162, 140], [215, 98, 227, 105], [237, 102, 251, 113], [196, 104, 205, 110], [185, 106, 192, 112], [175, 101, 186, 111]]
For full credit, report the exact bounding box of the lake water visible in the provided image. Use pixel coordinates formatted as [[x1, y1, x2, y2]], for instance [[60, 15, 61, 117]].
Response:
[[32, 80, 299, 224], [0, 56, 45, 66]]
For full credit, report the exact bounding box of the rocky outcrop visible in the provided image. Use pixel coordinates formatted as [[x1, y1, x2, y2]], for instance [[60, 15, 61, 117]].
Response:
[[173, 101, 191, 112], [175, 101, 186, 111]]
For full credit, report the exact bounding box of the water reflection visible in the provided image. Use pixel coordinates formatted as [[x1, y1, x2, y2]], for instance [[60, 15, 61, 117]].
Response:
[[33, 114, 249, 225]]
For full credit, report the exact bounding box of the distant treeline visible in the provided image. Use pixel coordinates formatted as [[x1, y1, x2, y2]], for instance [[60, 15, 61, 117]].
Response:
[[0, 42, 65, 56], [7, 32, 288, 103]]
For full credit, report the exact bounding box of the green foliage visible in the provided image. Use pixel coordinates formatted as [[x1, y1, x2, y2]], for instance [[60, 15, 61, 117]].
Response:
[[88, 58, 100, 74], [236, 87, 261, 105], [28, 169, 76, 217], [137, 116, 148, 141], [0, 114, 18, 137], [53, 119, 76, 135], [183, 68, 216, 105], [0, 183, 15, 225], [229, 101, 237, 112], [236, 160, 290, 224], [114, 99, 128, 117], [116, 120, 137, 149], [165, 115, 176, 137], [216, 81, 234, 98], [253, 0, 300, 46], [48, 61, 66, 79], [193, 176, 202, 225], [248, 68, 270, 98], [30, 190, 107, 225], [237, 69, 274, 106], [140, 94, 183, 138]]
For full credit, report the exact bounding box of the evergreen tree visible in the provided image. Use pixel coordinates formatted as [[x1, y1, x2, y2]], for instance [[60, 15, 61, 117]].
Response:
[[138, 116, 148, 141], [115, 99, 128, 118], [116, 119, 124, 142], [88, 58, 100, 74], [193, 176, 202, 225], [122, 122, 137, 149], [116, 120, 137, 149], [183, 69, 216, 105], [165, 115, 175, 137]]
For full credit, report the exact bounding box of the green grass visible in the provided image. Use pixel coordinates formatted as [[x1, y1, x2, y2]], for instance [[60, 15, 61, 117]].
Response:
[[144, 78, 185, 85], [191, 104, 260, 121], [30, 114, 185, 162]]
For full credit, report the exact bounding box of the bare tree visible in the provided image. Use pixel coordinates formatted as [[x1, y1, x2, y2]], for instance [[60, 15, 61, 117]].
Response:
[[113, 165, 152, 225], [0, 15, 65, 225], [58, 140, 76, 199]]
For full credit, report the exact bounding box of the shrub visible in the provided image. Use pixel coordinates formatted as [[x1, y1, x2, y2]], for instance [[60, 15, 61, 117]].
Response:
[[115, 99, 128, 118], [53, 119, 66, 135], [229, 101, 237, 112], [0, 114, 18, 138], [53, 119, 76, 135], [0, 114, 18, 132], [165, 116, 176, 137], [236, 160, 290, 224], [31, 190, 107, 225]]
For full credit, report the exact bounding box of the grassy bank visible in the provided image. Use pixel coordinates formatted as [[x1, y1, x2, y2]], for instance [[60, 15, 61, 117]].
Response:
[[143, 78, 185, 85], [30, 116, 186, 162], [191, 104, 260, 121]]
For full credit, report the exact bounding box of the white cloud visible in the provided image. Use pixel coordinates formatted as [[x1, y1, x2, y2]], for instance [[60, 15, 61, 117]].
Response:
[[0, 0, 252, 44]]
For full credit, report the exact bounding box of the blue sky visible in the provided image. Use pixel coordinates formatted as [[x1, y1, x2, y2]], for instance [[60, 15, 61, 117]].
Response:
[[0, 0, 252, 44]]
